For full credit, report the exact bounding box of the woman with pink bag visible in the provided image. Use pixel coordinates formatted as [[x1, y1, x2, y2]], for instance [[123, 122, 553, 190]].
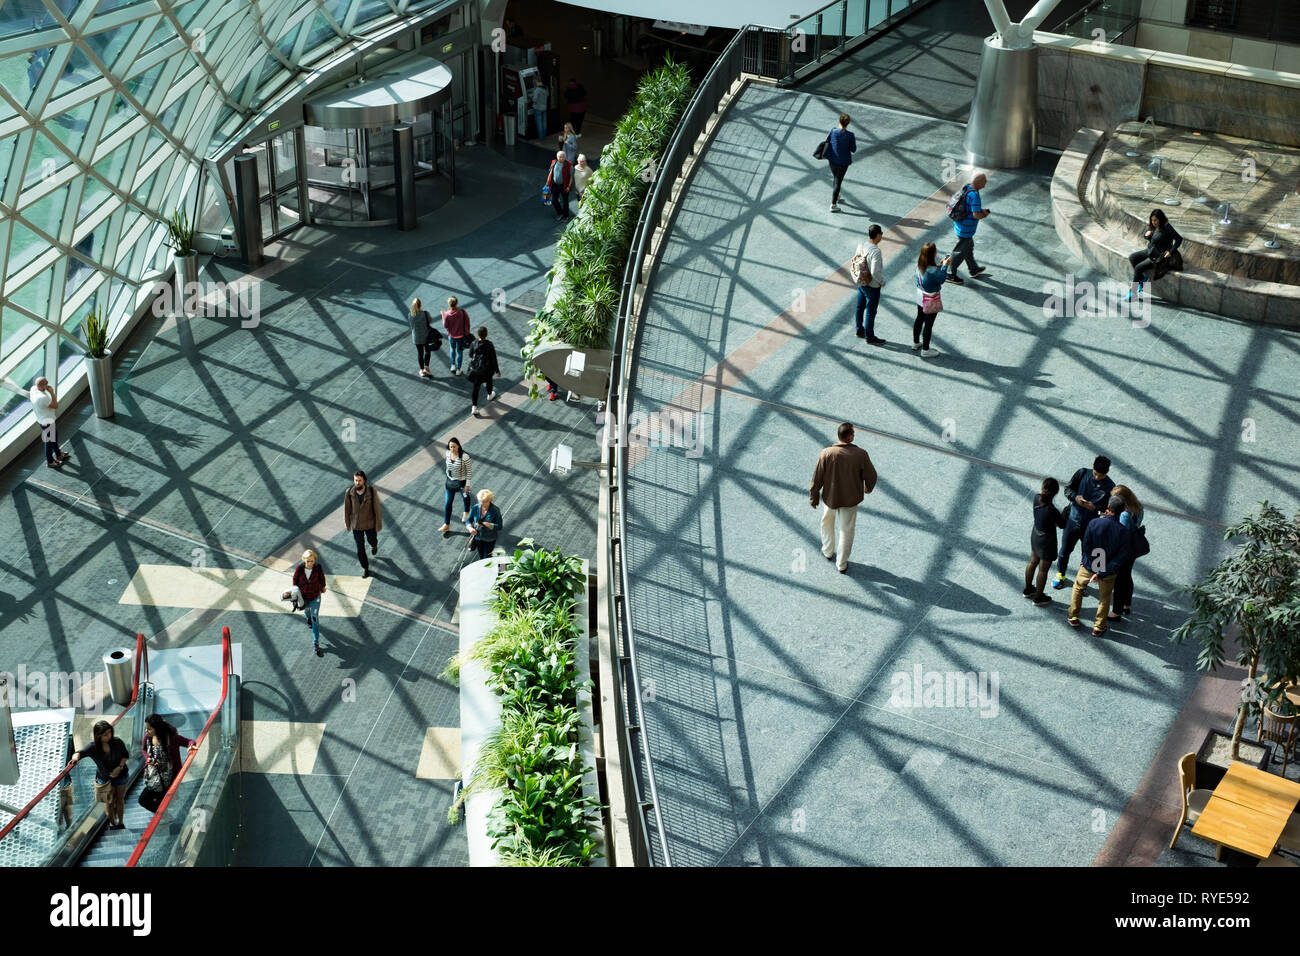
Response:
[[912, 242, 950, 358]]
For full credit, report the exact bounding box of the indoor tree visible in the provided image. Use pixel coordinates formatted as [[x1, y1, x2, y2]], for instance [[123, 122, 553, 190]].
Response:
[[1172, 501, 1300, 758]]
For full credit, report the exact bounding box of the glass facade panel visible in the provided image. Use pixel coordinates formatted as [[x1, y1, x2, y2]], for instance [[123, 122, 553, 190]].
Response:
[[0, 0, 457, 456], [0, 351, 46, 427], [44, 97, 97, 154], [1, 302, 45, 363]]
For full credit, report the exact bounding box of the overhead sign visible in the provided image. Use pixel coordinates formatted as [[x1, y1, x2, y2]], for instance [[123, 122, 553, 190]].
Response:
[[652, 20, 709, 35]]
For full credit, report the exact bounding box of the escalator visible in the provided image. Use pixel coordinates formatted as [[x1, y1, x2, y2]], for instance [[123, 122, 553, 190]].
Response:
[[75, 712, 204, 868], [0, 629, 240, 868]]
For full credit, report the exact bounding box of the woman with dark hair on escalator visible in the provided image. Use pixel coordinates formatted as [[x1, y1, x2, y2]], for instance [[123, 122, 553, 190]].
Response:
[[70, 720, 129, 829], [139, 715, 197, 812]]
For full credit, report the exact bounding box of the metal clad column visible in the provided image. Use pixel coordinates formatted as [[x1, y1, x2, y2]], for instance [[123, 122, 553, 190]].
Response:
[[393, 124, 416, 231], [963, 37, 1038, 169], [233, 154, 263, 266]]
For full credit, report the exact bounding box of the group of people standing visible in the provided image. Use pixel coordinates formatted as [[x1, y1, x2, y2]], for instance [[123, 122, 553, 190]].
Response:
[[406, 296, 501, 416], [1023, 454, 1149, 635]]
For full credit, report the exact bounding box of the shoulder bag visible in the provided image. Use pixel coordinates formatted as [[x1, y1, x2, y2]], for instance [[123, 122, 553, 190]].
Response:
[[813, 132, 831, 160], [1131, 524, 1151, 558]]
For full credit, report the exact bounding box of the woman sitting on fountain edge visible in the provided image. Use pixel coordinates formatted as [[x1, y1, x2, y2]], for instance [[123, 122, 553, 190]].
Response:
[[1127, 208, 1184, 300]]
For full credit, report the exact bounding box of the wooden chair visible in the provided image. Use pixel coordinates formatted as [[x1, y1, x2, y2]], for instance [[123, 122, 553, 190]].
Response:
[[1169, 752, 1215, 850], [1257, 701, 1299, 775]]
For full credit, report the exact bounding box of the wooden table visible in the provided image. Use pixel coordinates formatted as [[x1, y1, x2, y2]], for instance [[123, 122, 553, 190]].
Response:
[[1192, 761, 1300, 859]]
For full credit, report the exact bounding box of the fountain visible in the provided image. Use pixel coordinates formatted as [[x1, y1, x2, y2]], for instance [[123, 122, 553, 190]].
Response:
[[1163, 159, 1207, 206], [1126, 116, 1157, 158]]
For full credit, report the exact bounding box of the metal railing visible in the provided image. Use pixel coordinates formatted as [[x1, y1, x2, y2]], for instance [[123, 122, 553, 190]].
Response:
[[740, 0, 937, 84], [1052, 0, 1142, 44], [126, 626, 235, 867], [605, 23, 764, 866], [0, 633, 151, 865]]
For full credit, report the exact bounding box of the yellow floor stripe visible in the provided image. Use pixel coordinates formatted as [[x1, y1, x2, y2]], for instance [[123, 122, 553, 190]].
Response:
[[239, 720, 326, 774], [118, 565, 370, 616], [415, 727, 461, 780]]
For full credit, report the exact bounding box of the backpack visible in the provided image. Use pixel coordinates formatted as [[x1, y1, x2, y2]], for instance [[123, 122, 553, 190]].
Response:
[[850, 250, 872, 287], [946, 184, 971, 221], [467, 341, 489, 379]]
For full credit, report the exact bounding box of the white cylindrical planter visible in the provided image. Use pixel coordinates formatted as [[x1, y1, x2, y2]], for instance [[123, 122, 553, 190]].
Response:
[[174, 252, 199, 315], [86, 351, 114, 419]]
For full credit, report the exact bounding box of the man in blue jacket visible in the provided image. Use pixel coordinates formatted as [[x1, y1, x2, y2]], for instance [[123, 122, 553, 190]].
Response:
[[1052, 455, 1115, 590], [1067, 495, 1131, 635], [824, 113, 856, 213]]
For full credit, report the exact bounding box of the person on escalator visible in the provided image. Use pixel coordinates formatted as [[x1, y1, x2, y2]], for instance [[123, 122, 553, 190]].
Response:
[[143, 715, 198, 789], [71, 720, 130, 829]]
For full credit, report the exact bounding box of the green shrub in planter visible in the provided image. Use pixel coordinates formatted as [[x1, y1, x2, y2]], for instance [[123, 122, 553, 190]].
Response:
[[494, 537, 586, 609], [523, 56, 694, 384]]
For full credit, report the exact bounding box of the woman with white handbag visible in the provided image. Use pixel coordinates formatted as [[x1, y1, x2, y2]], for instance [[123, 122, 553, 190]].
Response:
[[912, 242, 950, 358]]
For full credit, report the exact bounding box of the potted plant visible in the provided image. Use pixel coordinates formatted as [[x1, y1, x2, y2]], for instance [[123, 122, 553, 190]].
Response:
[[1172, 501, 1300, 787], [163, 208, 198, 314], [81, 308, 113, 419]]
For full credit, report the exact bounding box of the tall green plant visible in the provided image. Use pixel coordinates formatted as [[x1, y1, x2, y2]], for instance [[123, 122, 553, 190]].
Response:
[[163, 208, 195, 256], [81, 309, 109, 358], [1172, 501, 1300, 758]]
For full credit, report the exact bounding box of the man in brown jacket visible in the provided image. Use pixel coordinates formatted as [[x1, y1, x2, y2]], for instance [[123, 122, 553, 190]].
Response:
[[810, 422, 878, 574], [343, 469, 382, 578]]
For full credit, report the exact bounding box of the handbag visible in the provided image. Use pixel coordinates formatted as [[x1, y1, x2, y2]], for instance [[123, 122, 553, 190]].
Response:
[[920, 289, 943, 314], [445, 476, 465, 492], [813, 135, 830, 160], [1132, 524, 1151, 558], [138, 787, 164, 812]]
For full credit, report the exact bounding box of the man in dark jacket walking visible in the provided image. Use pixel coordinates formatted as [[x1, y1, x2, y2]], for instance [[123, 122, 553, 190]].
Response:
[[810, 422, 878, 573], [343, 469, 382, 578], [1053, 455, 1115, 589], [823, 113, 856, 213], [1067, 495, 1131, 635]]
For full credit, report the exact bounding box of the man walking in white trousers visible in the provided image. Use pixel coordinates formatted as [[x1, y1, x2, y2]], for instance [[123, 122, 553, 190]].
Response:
[[809, 422, 878, 574]]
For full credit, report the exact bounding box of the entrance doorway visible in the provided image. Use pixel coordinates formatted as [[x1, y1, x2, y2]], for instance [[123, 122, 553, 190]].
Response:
[[244, 129, 304, 243]]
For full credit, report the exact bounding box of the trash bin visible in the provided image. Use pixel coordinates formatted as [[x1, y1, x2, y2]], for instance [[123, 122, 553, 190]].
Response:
[[504, 113, 517, 146], [103, 647, 135, 707]]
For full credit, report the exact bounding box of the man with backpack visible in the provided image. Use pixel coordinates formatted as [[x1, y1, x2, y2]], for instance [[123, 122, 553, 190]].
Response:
[[546, 150, 572, 221], [946, 172, 990, 285], [851, 224, 887, 344]]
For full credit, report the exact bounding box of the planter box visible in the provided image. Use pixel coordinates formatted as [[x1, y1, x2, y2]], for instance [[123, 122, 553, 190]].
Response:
[[456, 554, 605, 866], [86, 351, 114, 419], [1195, 728, 1272, 790]]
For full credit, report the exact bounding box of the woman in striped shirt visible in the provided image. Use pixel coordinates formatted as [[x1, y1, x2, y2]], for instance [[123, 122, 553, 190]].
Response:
[[439, 437, 472, 535]]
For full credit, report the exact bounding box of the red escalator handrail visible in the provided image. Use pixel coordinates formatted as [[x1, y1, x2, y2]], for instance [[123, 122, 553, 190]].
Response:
[[125, 626, 232, 867], [0, 633, 149, 844]]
